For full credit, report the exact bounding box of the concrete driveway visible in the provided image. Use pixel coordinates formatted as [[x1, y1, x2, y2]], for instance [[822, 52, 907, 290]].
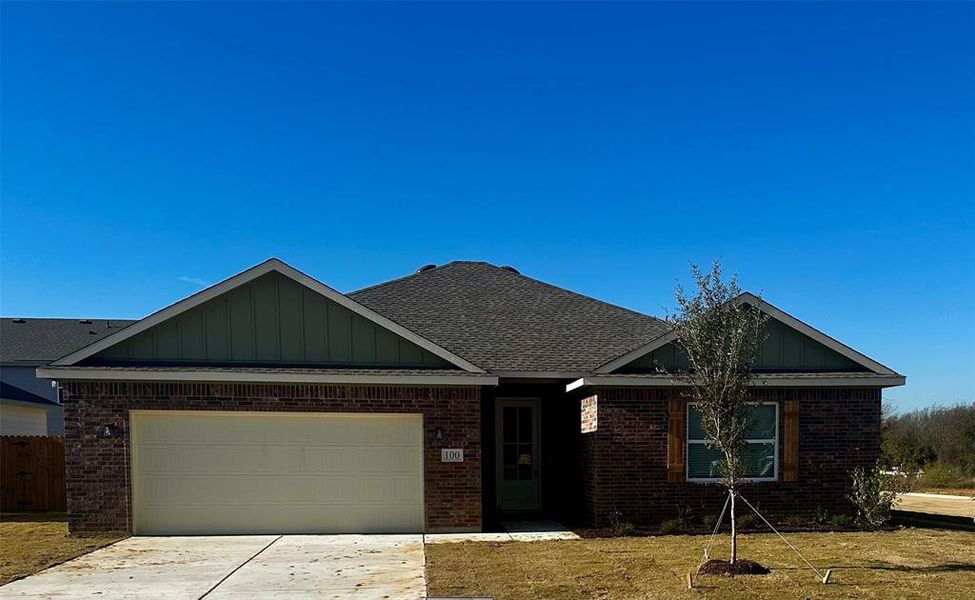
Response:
[[0, 535, 425, 599]]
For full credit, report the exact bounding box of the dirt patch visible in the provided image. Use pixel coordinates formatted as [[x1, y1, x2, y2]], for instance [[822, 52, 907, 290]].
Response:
[[698, 558, 771, 576]]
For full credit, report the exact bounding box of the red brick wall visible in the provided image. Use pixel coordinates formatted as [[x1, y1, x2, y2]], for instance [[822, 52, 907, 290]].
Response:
[[579, 387, 882, 527], [61, 381, 482, 534]]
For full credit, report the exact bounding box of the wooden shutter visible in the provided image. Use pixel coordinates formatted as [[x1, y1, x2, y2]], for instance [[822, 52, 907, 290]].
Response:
[[667, 395, 685, 483], [782, 400, 799, 482]]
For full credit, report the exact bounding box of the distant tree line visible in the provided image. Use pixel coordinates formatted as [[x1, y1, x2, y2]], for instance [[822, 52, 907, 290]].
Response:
[[881, 402, 975, 486]]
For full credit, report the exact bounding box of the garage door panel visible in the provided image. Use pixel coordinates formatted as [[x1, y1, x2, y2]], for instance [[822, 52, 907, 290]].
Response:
[[138, 503, 422, 536], [141, 473, 421, 505], [131, 411, 423, 535], [140, 444, 419, 475], [138, 414, 420, 445]]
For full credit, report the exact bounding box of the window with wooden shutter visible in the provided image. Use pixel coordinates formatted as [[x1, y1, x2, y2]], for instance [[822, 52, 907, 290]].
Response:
[[782, 400, 799, 482], [667, 395, 685, 483]]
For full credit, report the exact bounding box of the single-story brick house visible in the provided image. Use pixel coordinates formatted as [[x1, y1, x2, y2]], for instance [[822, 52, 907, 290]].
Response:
[[39, 259, 904, 535]]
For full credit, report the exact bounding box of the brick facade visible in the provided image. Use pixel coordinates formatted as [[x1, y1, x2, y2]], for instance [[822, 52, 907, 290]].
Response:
[[62, 381, 482, 534], [578, 387, 882, 527]]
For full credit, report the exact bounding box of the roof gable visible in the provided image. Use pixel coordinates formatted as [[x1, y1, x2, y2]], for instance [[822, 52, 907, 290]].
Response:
[[55, 259, 483, 372], [597, 292, 899, 376]]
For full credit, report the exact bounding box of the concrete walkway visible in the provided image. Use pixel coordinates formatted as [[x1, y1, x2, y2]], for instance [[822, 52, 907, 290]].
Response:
[[425, 520, 580, 544], [897, 492, 975, 518], [0, 535, 425, 599]]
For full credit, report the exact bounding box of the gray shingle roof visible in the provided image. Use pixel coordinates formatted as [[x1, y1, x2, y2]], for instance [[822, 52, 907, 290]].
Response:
[[0, 318, 136, 363], [350, 261, 669, 373]]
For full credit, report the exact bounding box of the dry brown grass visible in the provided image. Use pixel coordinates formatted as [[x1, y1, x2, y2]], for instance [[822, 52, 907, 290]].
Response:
[[426, 529, 975, 599], [0, 513, 126, 585]]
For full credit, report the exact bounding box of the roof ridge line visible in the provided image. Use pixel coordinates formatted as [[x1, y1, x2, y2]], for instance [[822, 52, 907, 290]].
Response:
[[347, 260, 490, 296]]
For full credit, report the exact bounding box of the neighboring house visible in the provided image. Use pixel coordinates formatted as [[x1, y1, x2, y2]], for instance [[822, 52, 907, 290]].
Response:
[[37, 259, 905, 535], [0, 382, 61, 436], [0, 318, 134, 435]]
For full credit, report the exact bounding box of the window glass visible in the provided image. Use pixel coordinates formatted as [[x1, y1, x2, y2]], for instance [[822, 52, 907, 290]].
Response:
[[746, 404, 776, 439], [518, 406, 532, 442], [503, 407, 517, 441], [687, 406, 708, 441], [688, 405, 776, 441], [687, 444, 725, 479], [742, 442, 776, 478], [687, 403, 777, 480]]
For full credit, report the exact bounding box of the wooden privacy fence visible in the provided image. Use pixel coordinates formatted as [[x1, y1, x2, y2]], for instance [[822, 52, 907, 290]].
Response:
[[1, 436, 66, 512]]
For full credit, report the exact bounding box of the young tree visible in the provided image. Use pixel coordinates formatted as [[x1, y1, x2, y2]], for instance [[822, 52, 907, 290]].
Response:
[[670, 261, 768, 565]]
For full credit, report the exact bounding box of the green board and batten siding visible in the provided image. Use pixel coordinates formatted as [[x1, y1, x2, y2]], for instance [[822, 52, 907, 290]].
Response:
[[92, 272, 451, 368], [621, 317, 864, 372]]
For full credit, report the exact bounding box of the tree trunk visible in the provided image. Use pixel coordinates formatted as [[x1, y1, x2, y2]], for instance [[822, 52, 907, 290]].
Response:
[[730, 489, 737, 565]]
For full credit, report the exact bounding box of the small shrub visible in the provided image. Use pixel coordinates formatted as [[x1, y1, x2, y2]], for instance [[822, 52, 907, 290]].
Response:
[[828, 514, 854, 528], [736, 513, 759, 531], [778, 514, 810, 528], [814, 506, 831, 526], [658, 518, 685, 534], [658, 505, 696, 534], [700, 512, 719, 531], [607, 510, 635, 537], [849, 463, 901, 528]]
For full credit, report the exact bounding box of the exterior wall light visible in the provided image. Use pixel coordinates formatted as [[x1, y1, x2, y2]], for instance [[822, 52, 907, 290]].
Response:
[[435, 427, 444, 441], [98, 424, 121, 439]]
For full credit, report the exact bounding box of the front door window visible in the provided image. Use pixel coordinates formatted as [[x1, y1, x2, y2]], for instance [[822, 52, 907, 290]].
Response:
[[496, 399, 540, 511], [502, 405, 534, 481]]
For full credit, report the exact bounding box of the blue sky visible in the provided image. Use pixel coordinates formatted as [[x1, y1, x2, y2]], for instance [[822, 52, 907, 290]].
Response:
[[1, 2, 972, 411]]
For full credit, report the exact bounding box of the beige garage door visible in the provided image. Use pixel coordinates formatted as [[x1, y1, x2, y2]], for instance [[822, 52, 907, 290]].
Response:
[[131, 411, 423, 535]]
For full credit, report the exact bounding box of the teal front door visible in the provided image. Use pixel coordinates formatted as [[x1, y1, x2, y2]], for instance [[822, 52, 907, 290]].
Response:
[[496, 399, 540, 511]]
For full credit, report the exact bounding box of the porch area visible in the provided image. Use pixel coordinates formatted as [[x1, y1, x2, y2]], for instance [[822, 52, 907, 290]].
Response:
[[480, 382, 583, 531]]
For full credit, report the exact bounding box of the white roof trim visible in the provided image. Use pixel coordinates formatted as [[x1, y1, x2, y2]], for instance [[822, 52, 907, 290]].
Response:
[[37, 367, 498, 386], [51, 258, 485, 373], [567, 374, 906, 391], [594, 292, 899, 376]]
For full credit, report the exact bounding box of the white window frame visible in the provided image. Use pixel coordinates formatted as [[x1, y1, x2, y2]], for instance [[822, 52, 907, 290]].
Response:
[[686, 402, 779, 483]]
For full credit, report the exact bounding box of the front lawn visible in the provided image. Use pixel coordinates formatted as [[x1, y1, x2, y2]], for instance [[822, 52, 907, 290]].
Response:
[[0, 513, 126, 586], [426, 529, 975, 599]]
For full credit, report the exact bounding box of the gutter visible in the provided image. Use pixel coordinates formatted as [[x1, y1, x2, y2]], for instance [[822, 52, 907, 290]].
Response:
[[567, 374, 907, 392]]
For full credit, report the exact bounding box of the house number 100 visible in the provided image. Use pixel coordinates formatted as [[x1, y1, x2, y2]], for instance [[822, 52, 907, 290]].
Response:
[[441, 448, 464, 462]]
